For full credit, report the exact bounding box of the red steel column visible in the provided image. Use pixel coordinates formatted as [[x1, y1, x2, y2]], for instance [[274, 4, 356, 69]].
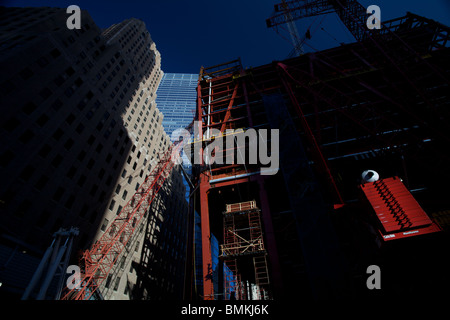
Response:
[[197, 79, 215, 300], [200, 172, 214, 300]]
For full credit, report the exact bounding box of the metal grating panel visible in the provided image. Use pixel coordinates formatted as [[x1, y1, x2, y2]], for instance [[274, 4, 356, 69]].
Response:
[[361, 176, 441, 241]]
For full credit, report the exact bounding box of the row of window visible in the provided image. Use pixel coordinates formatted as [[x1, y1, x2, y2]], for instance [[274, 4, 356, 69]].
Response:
[[4, 110, 129, 226]]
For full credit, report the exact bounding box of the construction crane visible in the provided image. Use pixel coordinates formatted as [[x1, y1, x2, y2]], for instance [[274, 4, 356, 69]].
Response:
[[60, 137, 187, 300], [278, 0, 305, 56], [267, 0, 370, 42]]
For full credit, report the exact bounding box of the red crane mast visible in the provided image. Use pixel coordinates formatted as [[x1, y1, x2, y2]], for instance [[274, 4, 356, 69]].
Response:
[[61, 142, 183, 300]]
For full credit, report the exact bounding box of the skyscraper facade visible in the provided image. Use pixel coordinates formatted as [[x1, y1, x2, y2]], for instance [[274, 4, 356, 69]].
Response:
[[0, 7, 187, 300], [155, 73, 198, 138], [155, 73, 200, 299], [155, 73, 198, 195]]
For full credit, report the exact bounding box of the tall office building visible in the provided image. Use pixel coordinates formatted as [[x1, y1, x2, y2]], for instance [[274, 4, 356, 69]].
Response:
[[155, 73, 197, 196], [155, 73, 198, 137], [155, 73, 201, 299], [0, 7, 187, 300]]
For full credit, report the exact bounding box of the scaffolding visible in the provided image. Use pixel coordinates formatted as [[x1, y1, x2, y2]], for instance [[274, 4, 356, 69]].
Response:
[[220, 201, 270, 300]]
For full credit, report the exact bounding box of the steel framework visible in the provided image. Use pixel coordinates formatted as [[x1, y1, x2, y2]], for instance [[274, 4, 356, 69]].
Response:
[[194, 10, 450, 299], [194, 59, 283, 299]]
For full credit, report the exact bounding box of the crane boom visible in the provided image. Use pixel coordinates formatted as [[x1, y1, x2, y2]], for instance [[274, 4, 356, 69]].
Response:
[[61, 142, 183, 300], [267, 0, 369, 42], [280, 0, 305, 56]]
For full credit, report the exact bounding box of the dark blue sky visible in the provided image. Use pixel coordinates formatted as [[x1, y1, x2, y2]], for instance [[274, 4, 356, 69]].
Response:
[[3, 0, 450, 74]]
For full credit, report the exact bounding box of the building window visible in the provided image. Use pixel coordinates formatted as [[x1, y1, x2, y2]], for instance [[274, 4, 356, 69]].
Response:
[[64, 138, 74, 150], [77, 175, 86, 187], [98, 168, 105, 179], [104, 275, 112, 289], [22, 102, 37, 115], [90, 184, 98, 196], [54, 75, 65, 86], [103, 127, 112, 139], [50, 48, 61, 58], [95, 143, 103, 153], [113, 277, 120, 291], [1, 80, 16, 95], [88, 209, 98, 223], [66, 114, 76, 125], [0, 150, 14, 168], [135, 241, 140, 252], [79, 204, 89, 218], [87, 159, 95, 169], [19, 165, 35, 181], [65, 66, 75, 76], [119, 256, 126, 270], [51, 99, 63, 111], [106, 175, 113, 186], [51, 154, 63, 168], [64, 87, 75, 97], [67, 166, 77, 179], [19, 130, 34, 144], [109, 199, 115, 211], [77, 150, 86, 162], [65, 194, 76, 209], [76, 123, 85, 134], [101, 218, 109, 232], [4, 117, 20, 132], [122, 190, 128, 200], [87, 135, 95, 145], [36, 114, 49, 127], [19, 67, 33, 80], [53, 187, 65, 201], [77, 100, 87, 110], [38, 144, 51, 158], [52, 128, 64, 141], [98, 191, 106, 202]]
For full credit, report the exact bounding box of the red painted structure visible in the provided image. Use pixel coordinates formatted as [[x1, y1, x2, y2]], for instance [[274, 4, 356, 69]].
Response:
[[360, 177, 441, 242], [61, 143, 183, 300], [193, 7, 450, 299], [194, 60, 283, 300]]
